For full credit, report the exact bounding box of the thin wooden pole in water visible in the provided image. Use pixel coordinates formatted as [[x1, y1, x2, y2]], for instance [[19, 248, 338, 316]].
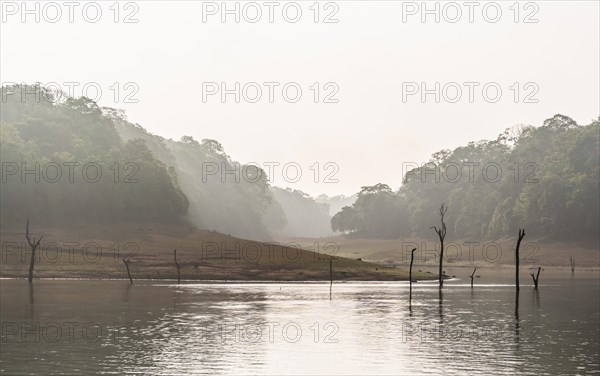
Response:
[[173, 249, 180, 283], [123, 258, 133, 285], [409, 248, 416, 302], [515, 228, 526, 291], [329, 258, 333, 299]]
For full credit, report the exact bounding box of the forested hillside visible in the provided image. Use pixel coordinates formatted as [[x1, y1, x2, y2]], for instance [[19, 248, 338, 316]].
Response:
[[332, 115, 599, 241], [113, 114, 286, 240], [0, 85, 325, 239], [1, 85, 189, 226]]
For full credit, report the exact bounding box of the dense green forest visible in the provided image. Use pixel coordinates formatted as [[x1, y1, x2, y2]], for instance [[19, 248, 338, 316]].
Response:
[[332, 115, 599, 241], [1, 85, 189, 226]]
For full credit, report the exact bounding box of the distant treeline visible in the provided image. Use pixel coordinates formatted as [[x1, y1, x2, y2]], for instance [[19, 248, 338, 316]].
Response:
[[332, 115, 599, 241]]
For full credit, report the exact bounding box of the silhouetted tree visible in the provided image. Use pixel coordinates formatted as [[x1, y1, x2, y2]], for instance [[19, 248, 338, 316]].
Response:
[[25, 219, 42, 283], [431, 204, 448, 287]]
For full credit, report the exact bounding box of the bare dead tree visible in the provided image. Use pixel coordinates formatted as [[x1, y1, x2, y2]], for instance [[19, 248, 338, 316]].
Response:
[[25, 219, 42, 283], [515, 228, 526, 291], [123, 258, 133, 285], [430, 204, 448, 287], [173, 249, 180, 283], [409, 248, 416, 302], [570, 256, 575, 277], [530, 267, 541, 289], [469, 268, 477, 288]]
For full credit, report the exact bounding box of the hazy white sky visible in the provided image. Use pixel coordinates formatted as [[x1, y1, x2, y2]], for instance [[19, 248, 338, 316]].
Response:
[[1, 0, 598, 196]]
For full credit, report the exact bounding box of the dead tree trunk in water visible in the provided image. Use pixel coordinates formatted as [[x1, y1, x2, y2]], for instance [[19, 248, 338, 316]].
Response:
[[515, 228, 526, 291], [25, 219, 42, 283], [173, 249, 180, 283], [123, 258, 133, 285], [570, 257, 575, 277], [329, 258, 333, 299], [430, 204, 448, 288], [530, 267, 541, 289], [469, 268, 477, 288], [409, 248, 416, 302]]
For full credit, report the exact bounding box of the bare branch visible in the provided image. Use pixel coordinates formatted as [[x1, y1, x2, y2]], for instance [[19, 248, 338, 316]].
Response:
[[25, 219, 33, 247]]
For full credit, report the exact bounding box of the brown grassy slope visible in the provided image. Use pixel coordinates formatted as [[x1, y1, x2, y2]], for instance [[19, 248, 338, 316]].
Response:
[[275, 235, 600, 271], [0, 224, 436, 281]]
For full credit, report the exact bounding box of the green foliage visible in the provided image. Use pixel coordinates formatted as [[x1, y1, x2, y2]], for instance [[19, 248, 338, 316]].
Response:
[[1, 85, 188, 226], [332, 115, 599, 241], [332, 184, 409, 238]]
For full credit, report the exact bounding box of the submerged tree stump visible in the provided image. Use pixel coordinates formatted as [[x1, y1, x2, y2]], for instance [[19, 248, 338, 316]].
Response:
[[409, 248, 416, 302], [25, 219, 42, 283], [469, 268, 477, 288], [515, 228, 526, 291], [430, 204, 448, 288], [329, 258, 333, 299], [570, 256, 575, 277], [530, 267, 541, 289], [123, 258, 133, 285]]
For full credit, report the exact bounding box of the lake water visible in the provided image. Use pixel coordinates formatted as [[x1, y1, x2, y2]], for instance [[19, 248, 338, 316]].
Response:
[[1, 270, 599, 375]]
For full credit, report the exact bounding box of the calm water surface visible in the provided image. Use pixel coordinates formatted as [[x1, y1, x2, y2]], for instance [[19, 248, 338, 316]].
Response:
[[1, 270, 599, 375]]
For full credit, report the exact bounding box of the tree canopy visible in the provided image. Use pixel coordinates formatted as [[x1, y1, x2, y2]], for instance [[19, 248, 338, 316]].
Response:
[[1, 85, 189, 226], [331, 115, 599, 241]]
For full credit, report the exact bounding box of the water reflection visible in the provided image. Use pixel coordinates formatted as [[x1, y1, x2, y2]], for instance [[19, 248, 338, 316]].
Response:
[[515, 289, 520, 343], [28, 283, 34, 305], [532, 289, 541, 309], [1, 271, 598, 375], [438, 288, 443, 321]]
